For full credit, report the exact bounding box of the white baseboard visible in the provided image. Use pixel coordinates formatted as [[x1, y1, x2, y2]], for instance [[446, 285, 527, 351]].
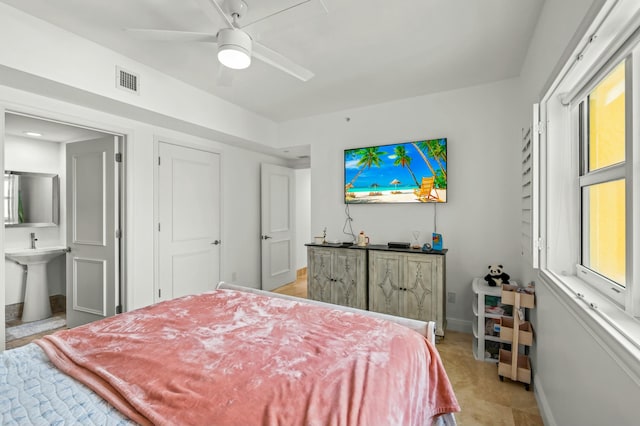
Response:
[[445, 317, 472, 334], [533, 373, 557, 426]]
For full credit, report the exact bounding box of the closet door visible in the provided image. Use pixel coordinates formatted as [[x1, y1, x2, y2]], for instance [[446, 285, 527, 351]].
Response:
[[157, 142, 221, 300]]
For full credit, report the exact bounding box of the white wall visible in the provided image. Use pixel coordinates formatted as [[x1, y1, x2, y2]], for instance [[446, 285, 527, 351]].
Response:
[[515, 1, 640, 424], [4, 137, 65, 304], [218, 146, 289, 288], [518, 0, 605, 285], [0, 1, 292, 346], [280, 78, 523, 328], [295, 168, 311, 271], [0, 84, 286, 328]]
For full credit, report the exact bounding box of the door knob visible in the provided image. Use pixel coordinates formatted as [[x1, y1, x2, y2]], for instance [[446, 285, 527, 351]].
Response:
[[212, 240, 221, 245], [262, 235, 272, 240]]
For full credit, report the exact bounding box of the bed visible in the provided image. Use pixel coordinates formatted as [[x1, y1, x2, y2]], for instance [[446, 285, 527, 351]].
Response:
[[2, 282, 459, 425]]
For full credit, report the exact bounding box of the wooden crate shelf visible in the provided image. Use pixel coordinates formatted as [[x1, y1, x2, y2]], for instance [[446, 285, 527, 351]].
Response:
[[498, 349, 532, 385], [499, 317, 533, 346], [501, 284, 535, 308], [496, 282, 535, 391]]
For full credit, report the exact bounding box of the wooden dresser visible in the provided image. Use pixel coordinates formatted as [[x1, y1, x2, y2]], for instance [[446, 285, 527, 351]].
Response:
[[306, 244, 447, 337]]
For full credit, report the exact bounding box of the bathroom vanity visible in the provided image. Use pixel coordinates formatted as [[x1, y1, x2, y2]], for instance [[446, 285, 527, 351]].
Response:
[[4, 170, 63, 322]]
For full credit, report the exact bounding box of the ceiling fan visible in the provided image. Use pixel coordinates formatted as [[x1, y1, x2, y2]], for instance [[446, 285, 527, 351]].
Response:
[[126, 0, 317, 82]]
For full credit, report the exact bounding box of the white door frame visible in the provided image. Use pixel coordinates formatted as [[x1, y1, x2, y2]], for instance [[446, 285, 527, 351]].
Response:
[[153, 136, 223, 302], [0, 107, 129, 348]]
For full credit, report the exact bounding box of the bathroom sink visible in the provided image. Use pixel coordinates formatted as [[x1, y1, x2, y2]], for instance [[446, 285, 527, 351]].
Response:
[[5, 246, 67, 322], [5, 246, 67, 265]]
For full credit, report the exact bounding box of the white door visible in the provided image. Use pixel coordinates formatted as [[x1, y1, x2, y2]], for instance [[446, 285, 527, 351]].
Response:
[[66, 136, 120, 328], [261, 163, 296, 291], [158, 142, 221, 300]]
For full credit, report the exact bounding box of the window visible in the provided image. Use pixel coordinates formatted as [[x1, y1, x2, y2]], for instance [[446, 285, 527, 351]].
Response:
[[539, 1, 640, 318], [536, 0, 640, 374], [4, 173, 18, 225], [577, 62, 627, 298]]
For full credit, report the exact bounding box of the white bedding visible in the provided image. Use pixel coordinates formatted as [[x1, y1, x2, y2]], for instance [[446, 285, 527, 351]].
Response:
[[0, 343, 132, 425]]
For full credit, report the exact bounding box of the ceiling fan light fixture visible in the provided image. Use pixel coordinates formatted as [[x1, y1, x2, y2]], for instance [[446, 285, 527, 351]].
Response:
[[217, 28, 252, 70]]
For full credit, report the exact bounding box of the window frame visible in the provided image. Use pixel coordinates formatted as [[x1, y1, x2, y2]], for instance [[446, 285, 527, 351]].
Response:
[[573, 57, 631, 306], [535, 0, 640, 383]]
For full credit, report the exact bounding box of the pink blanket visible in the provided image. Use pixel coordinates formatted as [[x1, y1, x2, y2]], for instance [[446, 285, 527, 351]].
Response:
[[36, 289, 459, 425]]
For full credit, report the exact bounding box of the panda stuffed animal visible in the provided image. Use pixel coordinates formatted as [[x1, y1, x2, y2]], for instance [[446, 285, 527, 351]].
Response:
[[484, 264, 510, 287]]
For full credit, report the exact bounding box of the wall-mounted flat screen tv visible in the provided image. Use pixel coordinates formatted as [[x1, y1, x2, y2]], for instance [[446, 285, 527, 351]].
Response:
[[344, 138, 447, 204]]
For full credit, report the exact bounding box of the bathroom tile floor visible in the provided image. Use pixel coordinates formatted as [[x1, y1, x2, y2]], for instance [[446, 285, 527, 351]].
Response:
[[5, 311, 67, 350]]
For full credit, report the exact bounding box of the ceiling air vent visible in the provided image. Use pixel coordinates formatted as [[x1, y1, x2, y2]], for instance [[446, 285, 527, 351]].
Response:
[[116, 66, 139, 94]]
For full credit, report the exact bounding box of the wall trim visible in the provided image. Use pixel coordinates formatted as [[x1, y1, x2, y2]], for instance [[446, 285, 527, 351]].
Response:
[[445, 317, 472, 334], [533, 373, 557, 426]]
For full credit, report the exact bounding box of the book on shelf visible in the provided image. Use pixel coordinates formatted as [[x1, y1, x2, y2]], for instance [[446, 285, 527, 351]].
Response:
[[485, 318, 501, 336], [484, 304, 513, 316]]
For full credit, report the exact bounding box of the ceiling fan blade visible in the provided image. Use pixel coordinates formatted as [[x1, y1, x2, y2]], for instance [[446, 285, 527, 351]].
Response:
[[252, 41, 314, 82], [216, 65, 235, 87], [241, 0, 329, 29], [241, 0, 311, 28], [125, 29, 218, 43], [196, 0, 235, 28]]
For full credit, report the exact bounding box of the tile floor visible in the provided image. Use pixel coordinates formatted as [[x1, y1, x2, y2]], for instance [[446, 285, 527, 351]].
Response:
[[5, 311, 67, 350]]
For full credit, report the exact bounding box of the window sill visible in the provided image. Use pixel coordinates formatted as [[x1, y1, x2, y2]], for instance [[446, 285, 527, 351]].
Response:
[[539, 270, 640, 385]]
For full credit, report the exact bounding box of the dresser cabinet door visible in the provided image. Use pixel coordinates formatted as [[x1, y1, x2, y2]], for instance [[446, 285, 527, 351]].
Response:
[[404, 253, 445, 336], [403, 254, 437, 320], [368, 251, 403, 317], [307, 247, 333, 303], [332, 249, 367, 309]]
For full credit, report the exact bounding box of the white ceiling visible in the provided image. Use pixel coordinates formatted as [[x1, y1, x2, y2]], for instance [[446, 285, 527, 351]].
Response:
[[1, 0, 545, 123], [5, 113, 107, 143]]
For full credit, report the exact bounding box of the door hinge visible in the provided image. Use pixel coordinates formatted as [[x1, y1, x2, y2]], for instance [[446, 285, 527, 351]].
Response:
[[158, 156, 161, 166], [534, 237, 544, 251], [158, 223, 161, 232], [115, 229, 122, 239], [115, 152, 122, 162], [116, 305, 122, 314], [534, 121, 545, 134], [158, 289, 162, 298]]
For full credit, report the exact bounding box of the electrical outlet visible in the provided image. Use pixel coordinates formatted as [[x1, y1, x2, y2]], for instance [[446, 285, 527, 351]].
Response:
[[231, 272, 237, 281], [447, 292, 456, 304]]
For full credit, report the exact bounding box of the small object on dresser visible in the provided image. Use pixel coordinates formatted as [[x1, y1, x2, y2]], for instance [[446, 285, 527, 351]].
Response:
[[388, 242, 410, 249], [411, 230, 421, 249], [432, 233, 443, 250]]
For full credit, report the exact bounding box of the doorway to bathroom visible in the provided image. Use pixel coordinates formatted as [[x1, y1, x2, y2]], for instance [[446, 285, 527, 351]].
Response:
[[4, 112, 125, 348]]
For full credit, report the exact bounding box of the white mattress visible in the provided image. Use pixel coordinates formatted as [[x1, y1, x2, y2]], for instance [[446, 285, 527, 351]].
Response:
[[0, 343, 132, 425]]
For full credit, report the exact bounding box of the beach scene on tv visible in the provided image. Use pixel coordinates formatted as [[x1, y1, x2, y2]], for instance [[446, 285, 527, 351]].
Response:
[[344, 138, 447, 204]]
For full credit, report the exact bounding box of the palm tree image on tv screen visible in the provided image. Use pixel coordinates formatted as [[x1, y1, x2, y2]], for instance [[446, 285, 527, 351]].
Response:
[[344, 138, 447, 204]]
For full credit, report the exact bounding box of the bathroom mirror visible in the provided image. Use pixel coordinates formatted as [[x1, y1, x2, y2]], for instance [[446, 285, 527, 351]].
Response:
[[4, 171, 60, 227]]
